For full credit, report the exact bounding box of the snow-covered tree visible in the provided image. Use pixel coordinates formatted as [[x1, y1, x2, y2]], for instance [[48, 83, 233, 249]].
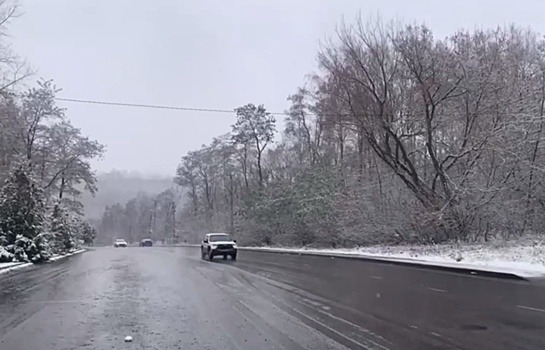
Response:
[[49, 201, 76, 252], [78, 220, 97, 246], [0, 2, 100, 261], [0, 164, 45, 244], [0, 164, 53, 262], [99, 18, 545, 248]]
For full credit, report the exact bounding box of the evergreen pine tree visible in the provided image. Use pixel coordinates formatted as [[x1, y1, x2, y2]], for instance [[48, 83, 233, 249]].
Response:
[[50, 201, 76, 252], [0, 164, 45, 244], [78, 221, 97, 246]]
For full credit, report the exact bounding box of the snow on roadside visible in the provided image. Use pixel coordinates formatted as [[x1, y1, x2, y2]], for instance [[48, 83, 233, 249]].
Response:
[[0, 249, 86, 275], [0, 261, 33, 275], [246, 239, 545, 278], [0, 261, 24, 269], [48, 249, 86, 262]]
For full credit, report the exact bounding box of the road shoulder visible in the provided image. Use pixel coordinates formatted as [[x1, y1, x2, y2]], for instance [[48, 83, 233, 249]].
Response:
[[238, 246, 544, 281]]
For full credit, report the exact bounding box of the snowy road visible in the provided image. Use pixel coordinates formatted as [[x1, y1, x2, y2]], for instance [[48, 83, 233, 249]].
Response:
[[0, 247, 544, 349]]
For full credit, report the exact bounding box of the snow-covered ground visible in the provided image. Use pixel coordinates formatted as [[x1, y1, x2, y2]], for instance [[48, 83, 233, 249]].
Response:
[[0, 261, 33, 275], [49, 249, 86, 262], [0, 261, 26, 269], [245, 238, 545, 278], [0, 249, 86, 275]]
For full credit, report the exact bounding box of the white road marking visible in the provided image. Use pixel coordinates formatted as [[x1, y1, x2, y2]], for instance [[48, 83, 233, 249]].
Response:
[[430, 332, 442, 338], [410, 325, 418, 329], [369, 275, 383, 280], [427, 287, 447, 293], [516, 305, 545, 313]]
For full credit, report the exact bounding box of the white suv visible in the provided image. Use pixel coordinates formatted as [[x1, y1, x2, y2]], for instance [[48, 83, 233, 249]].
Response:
[[201, 233, 237, 261]]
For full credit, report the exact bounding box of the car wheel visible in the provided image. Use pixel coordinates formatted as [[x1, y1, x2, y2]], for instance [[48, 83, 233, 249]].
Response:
[[231, 253, 237, 261], [208, 250, 213, 261]]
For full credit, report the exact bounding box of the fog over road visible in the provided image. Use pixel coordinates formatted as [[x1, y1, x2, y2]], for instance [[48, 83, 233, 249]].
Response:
[[1, 247, 544, 349]]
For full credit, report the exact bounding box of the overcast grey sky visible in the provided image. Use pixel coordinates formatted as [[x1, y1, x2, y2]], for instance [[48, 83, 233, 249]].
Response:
[[9, 0, 545, 176]]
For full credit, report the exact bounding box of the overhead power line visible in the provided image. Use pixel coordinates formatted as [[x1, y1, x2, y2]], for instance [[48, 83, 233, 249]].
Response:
[[53, 97, 402, 119], [56, 96, 439, 120], [50, 96, 545, 121], [54, 97, 291, 116]]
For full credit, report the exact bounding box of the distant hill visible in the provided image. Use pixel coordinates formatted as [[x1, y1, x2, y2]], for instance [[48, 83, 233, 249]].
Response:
[[81, 170, 174, 219]]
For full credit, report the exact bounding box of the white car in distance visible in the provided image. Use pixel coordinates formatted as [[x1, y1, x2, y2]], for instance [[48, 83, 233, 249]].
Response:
[[113, 239, 128, 248]]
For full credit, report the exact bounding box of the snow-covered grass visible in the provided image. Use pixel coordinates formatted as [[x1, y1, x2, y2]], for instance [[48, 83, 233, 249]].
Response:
[[0, 248, 86, 275], [244, 238, 545, 278]]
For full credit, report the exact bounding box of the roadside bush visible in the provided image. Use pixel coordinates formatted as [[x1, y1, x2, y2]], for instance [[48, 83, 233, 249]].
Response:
[[1, 234, 52, 263], [12, 235, 31, 262], [31, 232, 53, 262], [0, 246, 14, 262]]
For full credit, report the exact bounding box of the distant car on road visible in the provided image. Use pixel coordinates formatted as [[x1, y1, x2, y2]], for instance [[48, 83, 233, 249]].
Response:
[[139, 239, 153, 247], [113, 239, 128, 248], [201, 233, 237, 261]]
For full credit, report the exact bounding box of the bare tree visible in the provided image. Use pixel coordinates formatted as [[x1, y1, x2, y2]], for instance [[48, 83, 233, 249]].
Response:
[[232, 104, 276, 187]]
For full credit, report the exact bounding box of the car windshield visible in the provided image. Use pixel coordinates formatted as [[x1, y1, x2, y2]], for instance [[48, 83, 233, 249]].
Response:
[[209, 235, 231, 242]]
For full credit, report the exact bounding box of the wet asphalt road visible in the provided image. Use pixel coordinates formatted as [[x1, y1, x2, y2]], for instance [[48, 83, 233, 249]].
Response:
[[0, 247, 544, 350]]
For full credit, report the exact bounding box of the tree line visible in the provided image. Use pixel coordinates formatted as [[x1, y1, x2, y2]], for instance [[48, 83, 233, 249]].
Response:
[[96, 188, 178, 245], [0, 2, 102, 262], [174, 19, 545, 247]]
